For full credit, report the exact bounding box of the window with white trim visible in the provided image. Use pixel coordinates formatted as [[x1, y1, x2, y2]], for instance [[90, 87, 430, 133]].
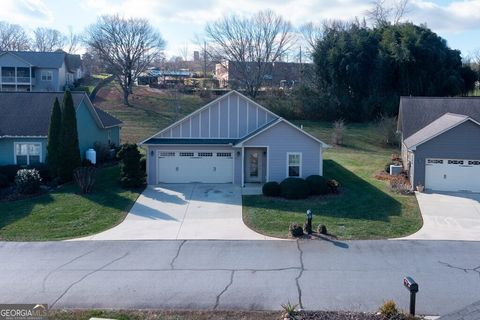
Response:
[[287, 152, 301, 177], [41, 71, 53, 81], [15, 142, 41, 165], [198, 152, 213, 157], [216, 152, 232, 157]]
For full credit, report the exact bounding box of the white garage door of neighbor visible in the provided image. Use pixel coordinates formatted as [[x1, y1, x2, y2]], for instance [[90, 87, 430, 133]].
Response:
[[157, 151, 233, 183], [425, 158, 480, 192]]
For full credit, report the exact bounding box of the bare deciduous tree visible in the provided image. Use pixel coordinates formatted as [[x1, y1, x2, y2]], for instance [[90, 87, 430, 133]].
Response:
[[299, 22, 323, 56], [0, 22, 31, 51], [66, 26, 79, 54], [205, 10, 295, 97], [367, 0, 409, 26], [84, 15, 166, 105], [32, 27, 66, 52]]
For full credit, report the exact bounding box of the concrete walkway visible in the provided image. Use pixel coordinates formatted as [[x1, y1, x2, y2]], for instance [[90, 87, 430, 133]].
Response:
[[1, 240, 480, 315], [77, 184, 271, 240], [401, 192, 480, 241]]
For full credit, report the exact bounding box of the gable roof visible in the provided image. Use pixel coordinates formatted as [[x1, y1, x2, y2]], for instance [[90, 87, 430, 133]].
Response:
[[65, 53, 82, 72], [140, 90, 279, 144], [0, 92, 121, 138], [234, 118, 329, 148], [0, 51, 66, 69], [398, 96, 480, 139], [403, 113, 478, 149]]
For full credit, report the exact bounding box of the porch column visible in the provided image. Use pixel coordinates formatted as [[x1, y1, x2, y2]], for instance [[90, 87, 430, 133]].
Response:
[[15, 67, 17, 91], [29, 66, 32, 91]]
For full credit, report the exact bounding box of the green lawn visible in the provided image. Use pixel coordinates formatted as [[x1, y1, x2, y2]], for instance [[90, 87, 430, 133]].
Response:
[[0, 166, 141, 241], [243, 121, 422, 240]]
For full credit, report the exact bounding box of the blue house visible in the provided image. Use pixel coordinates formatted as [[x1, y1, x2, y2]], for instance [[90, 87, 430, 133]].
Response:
[[0, 92, 122, 166], [0, 51, 83, 92], [141, 90, 328, 185]]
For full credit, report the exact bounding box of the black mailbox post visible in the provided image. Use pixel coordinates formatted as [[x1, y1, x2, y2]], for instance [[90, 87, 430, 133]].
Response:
[[403, 276, 419, 316]]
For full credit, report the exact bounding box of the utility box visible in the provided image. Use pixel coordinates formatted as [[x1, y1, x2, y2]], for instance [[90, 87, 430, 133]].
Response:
[[390, 165, 403, 175]]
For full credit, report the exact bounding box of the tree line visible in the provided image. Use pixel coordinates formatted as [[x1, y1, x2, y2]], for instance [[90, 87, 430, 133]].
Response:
[[0, 22, 79, 53], [307, 21, 477, 121], [1, 0, 478, 121]]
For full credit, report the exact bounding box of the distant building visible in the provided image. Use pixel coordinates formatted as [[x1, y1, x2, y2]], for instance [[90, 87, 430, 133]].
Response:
[[215, 60, 313, 89], [0, 51, 83, 92], [193, 51, 200, 62]]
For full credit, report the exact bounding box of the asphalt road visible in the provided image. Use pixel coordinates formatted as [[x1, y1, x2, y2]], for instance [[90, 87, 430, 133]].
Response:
[[1, 239, 479, 316]]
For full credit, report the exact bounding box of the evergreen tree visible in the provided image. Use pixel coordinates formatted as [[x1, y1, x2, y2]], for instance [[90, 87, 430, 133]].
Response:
[[117, 143, 146, 188], [58, 91, 81, 182], [46, 97, 62, 178]]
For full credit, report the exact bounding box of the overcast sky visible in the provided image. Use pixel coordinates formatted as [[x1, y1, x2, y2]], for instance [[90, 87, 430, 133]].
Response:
[[1, 0, 479, 59]]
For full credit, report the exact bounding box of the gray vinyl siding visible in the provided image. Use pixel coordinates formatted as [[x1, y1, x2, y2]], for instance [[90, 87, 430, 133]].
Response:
[[145, 145, 235, 185], [412, 120, 480, 187], [157, 91, 277, 139], [33, 68, 61, 91], [243, 122, 322, 182]]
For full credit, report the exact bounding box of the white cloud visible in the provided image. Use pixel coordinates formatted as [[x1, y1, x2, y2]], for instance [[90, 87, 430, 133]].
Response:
[[0, 0, 53, 25], [409, 0, 480, 33]]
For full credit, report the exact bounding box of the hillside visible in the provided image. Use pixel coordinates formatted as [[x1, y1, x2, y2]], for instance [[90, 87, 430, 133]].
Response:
[[94, 84, 212, 143]]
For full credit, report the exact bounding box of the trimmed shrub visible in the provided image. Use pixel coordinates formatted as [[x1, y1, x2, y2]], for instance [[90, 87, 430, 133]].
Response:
[[379, 300, 399, 318], [94, 141, 110, 164], [117, 144, 146, 188], [140, 156, 147, 172], [327, 179, 340, 194], [0, 173, 9, 188], [280, 178, 310, 199], [306, 175, 329, 195], [262, 181, 281, 197], [15, 169, 42, 194], [317, 224, 327, 235], [289, 223, 304, 237], [0, 165, 20, 183], [59, 90, 81, 182], [28, 163, 52, 182]]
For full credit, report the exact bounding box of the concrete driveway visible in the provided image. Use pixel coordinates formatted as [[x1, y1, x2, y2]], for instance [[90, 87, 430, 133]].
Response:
[[402, 192, 480, 241], [78, 184, 270, 240]]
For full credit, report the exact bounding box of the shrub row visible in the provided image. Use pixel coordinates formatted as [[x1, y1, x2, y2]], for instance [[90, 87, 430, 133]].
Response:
[[262, 175, 340, 199]]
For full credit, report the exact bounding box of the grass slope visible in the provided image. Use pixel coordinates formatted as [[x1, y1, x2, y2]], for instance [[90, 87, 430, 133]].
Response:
[[243, 121, 422, 240], [0, 166, 140, 241], [94, 84, 209, 143]]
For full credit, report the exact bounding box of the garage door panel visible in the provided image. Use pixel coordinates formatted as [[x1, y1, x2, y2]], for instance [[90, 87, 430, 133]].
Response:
[[425, 158, 480, 192], [157, 151, 233, 183]]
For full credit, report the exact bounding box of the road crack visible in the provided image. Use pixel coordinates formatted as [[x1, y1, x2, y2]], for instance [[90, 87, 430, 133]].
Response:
[[439, 261, 480, 278], [214, 270, 235, 310], [50, 251, 129, 308], [295, 239, 305, 310], [170, 240, 186, 270], [42, 248, 97, 293]]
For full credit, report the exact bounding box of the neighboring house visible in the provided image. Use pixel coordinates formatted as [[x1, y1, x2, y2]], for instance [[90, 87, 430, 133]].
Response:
[[215, 61, 313, 89], [0, 51, 83, 92], [0, 92, 122, 166], [141, 90, 328, 185], [398, 97, 480, 192]]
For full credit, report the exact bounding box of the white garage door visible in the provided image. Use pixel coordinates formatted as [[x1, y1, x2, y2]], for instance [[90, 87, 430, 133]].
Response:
[[425, 158, 480, 192], [157, 151, 233, 183]]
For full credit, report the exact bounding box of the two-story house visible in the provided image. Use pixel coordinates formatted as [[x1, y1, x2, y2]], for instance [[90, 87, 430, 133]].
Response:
[[0, 51, 83, 92]]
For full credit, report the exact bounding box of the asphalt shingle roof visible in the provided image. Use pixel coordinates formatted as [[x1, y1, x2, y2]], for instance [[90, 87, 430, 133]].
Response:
[[0, 92, 121, 137], [403, 113, 470, 149], [1, 51, 66, 69], [398, 96, 480, 140]]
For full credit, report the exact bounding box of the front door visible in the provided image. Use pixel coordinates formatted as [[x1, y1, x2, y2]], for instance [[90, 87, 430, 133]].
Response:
[[245, 149, 263, 183]]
